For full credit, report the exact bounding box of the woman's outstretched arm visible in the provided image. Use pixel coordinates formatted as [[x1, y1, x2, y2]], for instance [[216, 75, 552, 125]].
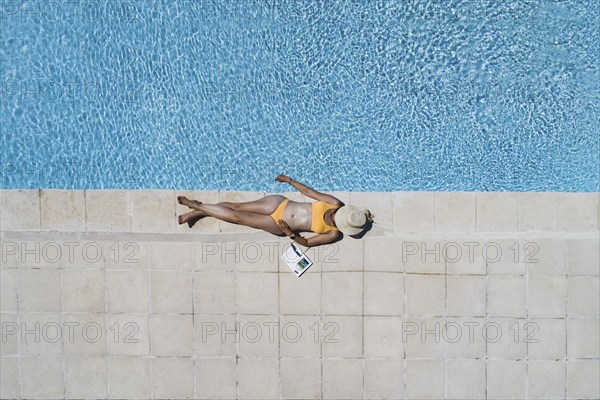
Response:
[[277, 219, 342, 248], [275, 174, 343, 205]]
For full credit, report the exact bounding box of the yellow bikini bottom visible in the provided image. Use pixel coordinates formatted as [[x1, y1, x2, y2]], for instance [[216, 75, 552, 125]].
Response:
[[270, 198, 289, 222]]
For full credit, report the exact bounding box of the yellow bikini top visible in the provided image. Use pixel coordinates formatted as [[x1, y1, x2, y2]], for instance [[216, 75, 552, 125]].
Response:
[[311, 201, 340, 233]]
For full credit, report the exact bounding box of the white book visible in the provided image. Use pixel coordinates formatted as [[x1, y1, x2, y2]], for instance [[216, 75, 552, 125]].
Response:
[[282, 243, 314, 277]]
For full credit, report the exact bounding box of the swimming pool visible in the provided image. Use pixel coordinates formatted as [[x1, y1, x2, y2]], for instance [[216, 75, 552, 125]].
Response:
[[1, 0, 598, 192]]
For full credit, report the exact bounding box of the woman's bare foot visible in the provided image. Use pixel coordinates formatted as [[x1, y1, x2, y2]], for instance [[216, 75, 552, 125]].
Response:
[[177, 196, 203, 209], [178, 212, 190, 225], [178, 210, 206, 227], [177, 195, 188, 205]]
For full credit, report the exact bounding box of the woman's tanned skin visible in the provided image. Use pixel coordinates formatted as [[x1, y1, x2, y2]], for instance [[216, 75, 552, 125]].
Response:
[[177, 175, 343, 247]]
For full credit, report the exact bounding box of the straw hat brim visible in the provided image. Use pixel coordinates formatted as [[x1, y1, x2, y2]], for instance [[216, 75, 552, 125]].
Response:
[[335, 205, 367, 236]]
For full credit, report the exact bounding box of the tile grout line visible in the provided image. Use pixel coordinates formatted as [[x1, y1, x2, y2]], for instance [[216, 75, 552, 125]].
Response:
[[126, 190, 132, 233], [235, 256, 239, 400], [103, 238, 110, 399], [320, 243, 324, 400], [564, 244, 570, 399], [444, 258, 448, 400], [15, 250, 23, 399], [60, 258, 66, 399], [147, 245, 153, 400], [402, 257, 407, 399], [475, 193, 479, 234], [525, 247, 529, 400], [484, 259, 489, 400], [277, 251, 281, 400], [361, 239, 365, 400], [191, 247, 197, 400], [555, 193, 559, 233], [38, 189, 42, 231], [83, 190, 88, 233], [432, 193, 437, 233], [516, 195, 520, 233], [316, 244, 325, 399]]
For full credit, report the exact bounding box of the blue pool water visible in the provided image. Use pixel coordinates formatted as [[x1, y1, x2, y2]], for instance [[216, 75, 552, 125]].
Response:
[[1, 0, 598, 192]]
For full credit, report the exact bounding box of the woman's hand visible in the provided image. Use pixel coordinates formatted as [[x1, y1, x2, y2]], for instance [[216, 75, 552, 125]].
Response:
[[275, 174, 292, 183], [277, 219, 294, 236]]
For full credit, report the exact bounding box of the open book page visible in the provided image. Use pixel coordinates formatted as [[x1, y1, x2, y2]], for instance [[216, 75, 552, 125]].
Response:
[[282, 243, 314, 277]]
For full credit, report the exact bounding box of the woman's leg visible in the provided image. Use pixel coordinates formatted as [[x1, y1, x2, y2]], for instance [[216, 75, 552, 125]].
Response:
[[217, 195, 286, 215], [178, 196, 284, 235]]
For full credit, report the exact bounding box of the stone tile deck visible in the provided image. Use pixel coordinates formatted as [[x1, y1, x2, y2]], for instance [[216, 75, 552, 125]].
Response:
[[0, 190, 599, 399]]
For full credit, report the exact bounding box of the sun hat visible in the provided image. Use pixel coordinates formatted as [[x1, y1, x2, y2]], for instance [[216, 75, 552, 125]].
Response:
[[334, 205, 373, 236]]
